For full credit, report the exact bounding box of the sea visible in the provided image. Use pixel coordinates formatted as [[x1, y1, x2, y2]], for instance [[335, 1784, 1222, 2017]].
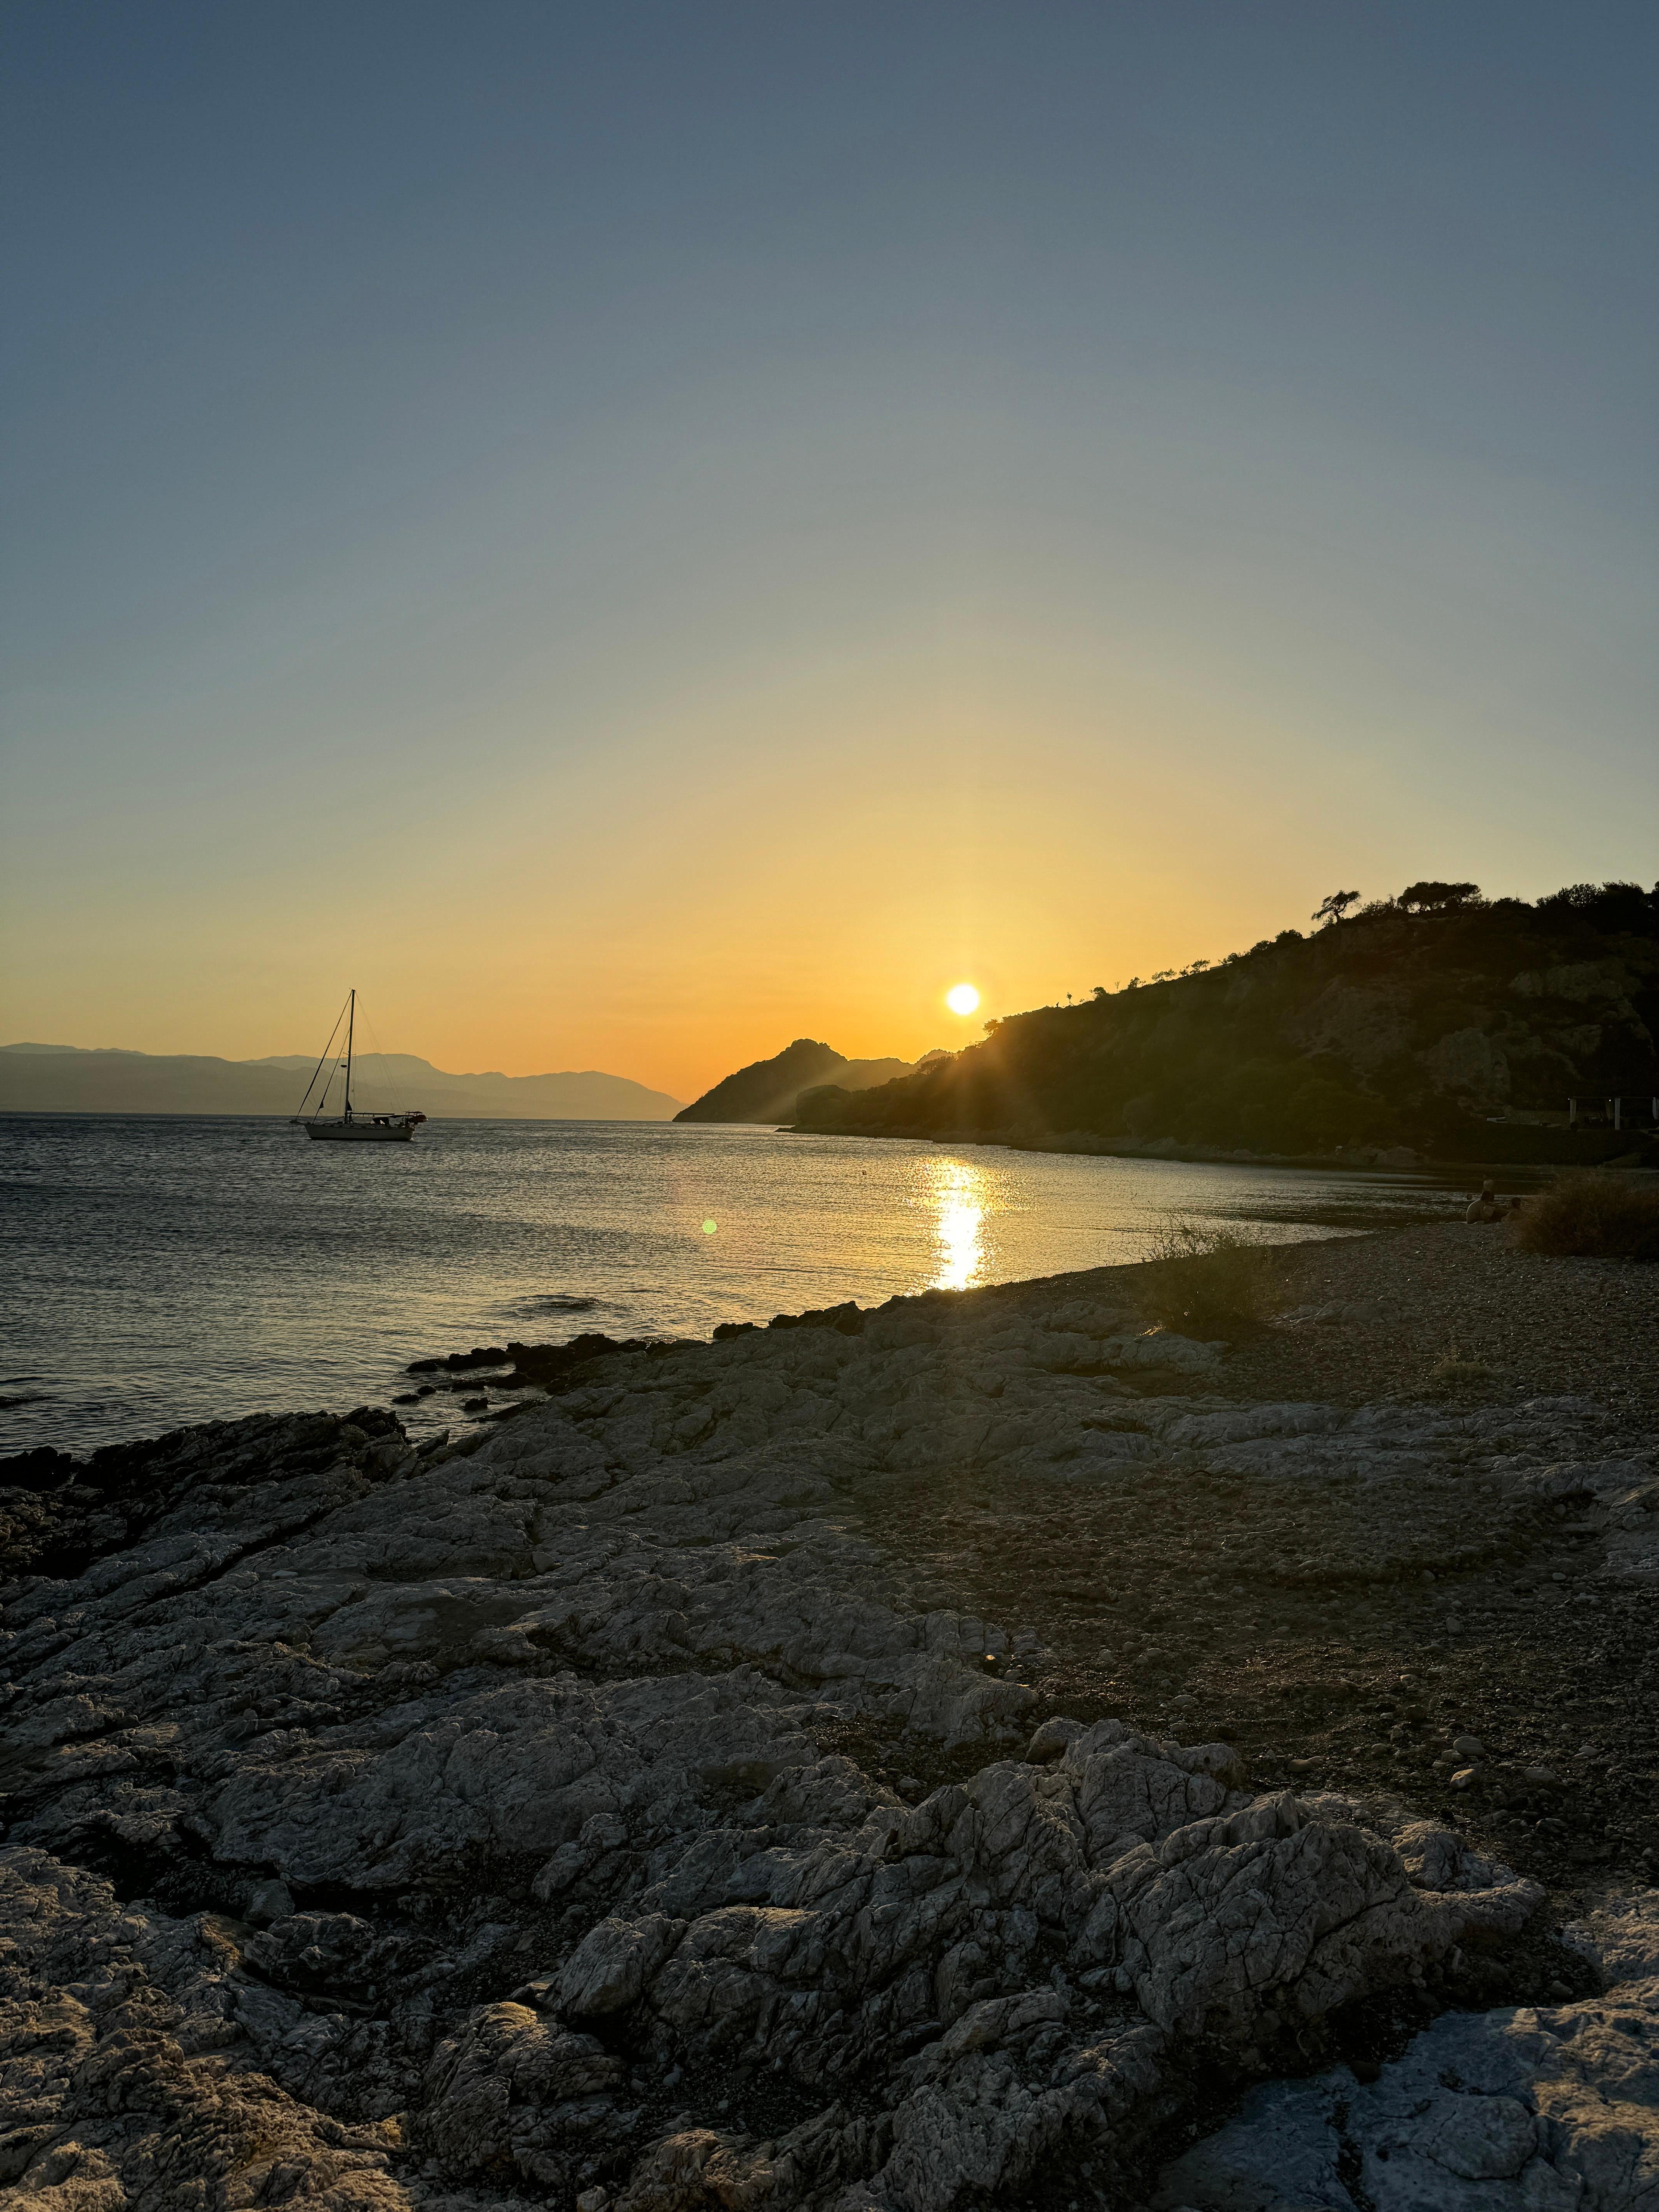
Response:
[[0, 1115, 1473, 1457]]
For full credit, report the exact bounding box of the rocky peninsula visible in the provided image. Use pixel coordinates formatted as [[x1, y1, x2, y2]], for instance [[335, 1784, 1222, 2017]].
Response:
[[2, 1224, 1655, 2208]]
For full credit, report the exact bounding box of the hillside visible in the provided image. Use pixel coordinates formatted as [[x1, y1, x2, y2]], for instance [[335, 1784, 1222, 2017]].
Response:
[[675, 1038, 945, 1124], [0, 1045, 682, 1121], [794, 880, 1659, 1163]]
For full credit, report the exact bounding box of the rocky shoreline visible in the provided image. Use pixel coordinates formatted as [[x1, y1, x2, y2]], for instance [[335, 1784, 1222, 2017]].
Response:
[[1, 1226, 1654, 2208]]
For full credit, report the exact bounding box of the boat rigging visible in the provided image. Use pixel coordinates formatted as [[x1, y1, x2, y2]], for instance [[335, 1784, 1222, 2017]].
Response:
[[291, 990, 427, 1142]]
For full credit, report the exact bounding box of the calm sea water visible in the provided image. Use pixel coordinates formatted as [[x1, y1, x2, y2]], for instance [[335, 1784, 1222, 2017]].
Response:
[[0, 1116, 1466, 1455]]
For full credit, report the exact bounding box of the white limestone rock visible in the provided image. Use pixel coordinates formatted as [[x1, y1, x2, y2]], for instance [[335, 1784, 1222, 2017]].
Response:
[[1153, 1885, 1659, 2211], [0, 1314, 1634, 2209]]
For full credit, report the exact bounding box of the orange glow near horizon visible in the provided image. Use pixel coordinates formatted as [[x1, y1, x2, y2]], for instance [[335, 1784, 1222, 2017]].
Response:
[[2, 654, 1636, 1107], [0, 663, 1413, 1103]]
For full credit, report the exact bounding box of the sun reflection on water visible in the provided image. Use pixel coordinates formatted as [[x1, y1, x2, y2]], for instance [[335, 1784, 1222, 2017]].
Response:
[[928, 1157, 988, 1291]]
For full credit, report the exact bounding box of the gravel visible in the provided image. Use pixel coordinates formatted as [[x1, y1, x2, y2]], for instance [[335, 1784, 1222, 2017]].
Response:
[[850, 1218, 1659, 1903], [1225, 1218, 1659, 1426]]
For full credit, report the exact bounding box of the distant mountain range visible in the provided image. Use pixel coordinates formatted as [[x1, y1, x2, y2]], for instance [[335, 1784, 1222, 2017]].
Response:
[[0, 1044, 682, 1121], [675, 1037, 949, 1123]]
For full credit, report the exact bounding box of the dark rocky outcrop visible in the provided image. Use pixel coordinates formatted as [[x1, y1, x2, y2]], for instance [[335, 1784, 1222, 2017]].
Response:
[[406, 1345, 514, 1374]]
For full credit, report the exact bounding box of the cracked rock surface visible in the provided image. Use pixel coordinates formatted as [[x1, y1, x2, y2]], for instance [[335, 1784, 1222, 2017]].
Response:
[[1, 1274, 1654, 2207], [1154, 1887, 1659, 2210]]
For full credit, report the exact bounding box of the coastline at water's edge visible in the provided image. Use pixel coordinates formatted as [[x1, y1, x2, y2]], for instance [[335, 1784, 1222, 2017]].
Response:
[[783, 1114, 1659, 1178]]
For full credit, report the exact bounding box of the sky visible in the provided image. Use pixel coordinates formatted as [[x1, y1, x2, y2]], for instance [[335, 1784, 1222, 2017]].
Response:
[[3, 1, 1655, 1101]]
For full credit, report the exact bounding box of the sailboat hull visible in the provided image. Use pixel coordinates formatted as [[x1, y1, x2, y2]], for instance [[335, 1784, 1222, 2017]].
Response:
[[304, 1121, 416, 1142]]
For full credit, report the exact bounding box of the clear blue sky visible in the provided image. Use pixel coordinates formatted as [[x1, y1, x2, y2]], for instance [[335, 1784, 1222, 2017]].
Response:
[[3, 2, 1655, 1090]]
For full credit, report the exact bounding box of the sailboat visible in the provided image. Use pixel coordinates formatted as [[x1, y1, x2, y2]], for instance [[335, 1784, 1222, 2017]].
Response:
[[292, 990, 427, 1142]]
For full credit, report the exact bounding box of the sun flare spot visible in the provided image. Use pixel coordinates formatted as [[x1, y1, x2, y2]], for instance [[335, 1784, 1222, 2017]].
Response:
[[945, 982, 980, 1017]]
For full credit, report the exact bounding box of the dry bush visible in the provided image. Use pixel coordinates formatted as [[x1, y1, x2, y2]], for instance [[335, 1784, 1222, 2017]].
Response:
[[1136, 1221, 1274, 1337], [1509, 1174, 1659, 1261], [1427, 1342, 1497, 1394]]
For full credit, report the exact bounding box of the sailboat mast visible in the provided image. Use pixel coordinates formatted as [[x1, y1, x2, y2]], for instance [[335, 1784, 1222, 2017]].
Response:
[[344, 989, 355, 1121]]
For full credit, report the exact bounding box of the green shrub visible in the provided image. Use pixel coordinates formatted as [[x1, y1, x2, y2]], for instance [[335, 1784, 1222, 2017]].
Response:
[[1135, 1221, 1274, 1337], [1509, 1174, 1659, 1260]]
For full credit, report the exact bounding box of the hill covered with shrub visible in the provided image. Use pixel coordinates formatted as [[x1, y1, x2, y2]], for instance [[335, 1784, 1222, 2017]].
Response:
[[796, 881, 1659, 1162]]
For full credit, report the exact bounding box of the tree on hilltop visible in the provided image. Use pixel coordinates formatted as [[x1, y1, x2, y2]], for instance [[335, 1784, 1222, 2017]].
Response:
[[1398, 880, 1480, 912], [1536, 881, 1656, 934], [1312, 889, 1360, 927]]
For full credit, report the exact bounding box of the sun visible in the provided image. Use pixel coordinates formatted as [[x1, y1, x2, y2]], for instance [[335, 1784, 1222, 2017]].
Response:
[[945, 982, 980, 1017]]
